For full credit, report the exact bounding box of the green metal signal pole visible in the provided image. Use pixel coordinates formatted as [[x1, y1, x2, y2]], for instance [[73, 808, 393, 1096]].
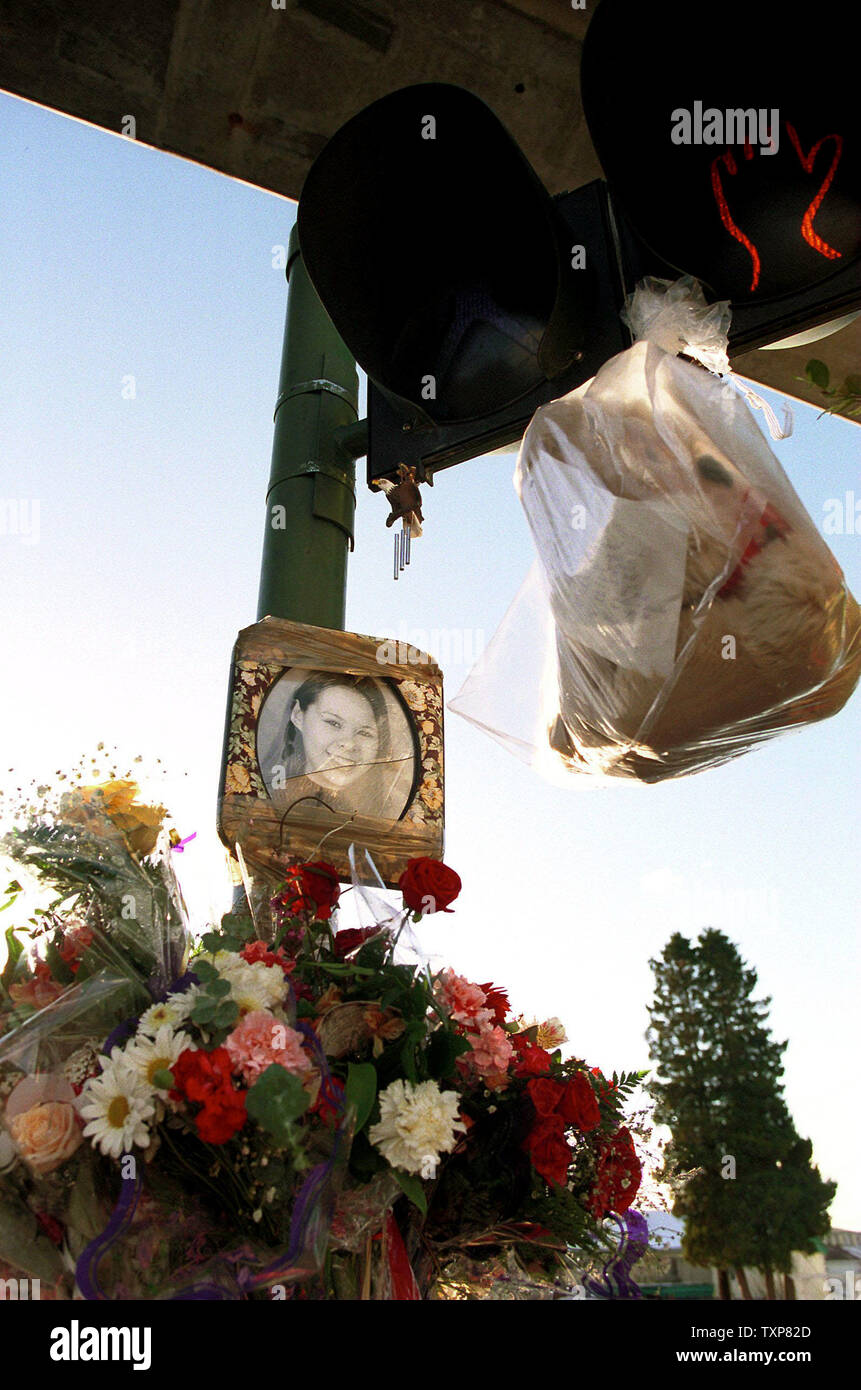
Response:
[[257, 225, 365, 628], [230, 227, 366, 916]]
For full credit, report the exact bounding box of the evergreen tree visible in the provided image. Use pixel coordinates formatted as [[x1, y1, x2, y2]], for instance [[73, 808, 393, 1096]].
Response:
[[647, 929, 835, 1297]]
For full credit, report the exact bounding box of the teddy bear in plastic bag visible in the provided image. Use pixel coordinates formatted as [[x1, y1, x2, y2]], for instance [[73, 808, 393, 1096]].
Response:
[[454, 278, 861, 782]]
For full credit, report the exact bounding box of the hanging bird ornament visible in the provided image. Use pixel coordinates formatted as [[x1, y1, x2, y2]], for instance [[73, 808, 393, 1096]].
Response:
[[374, 464, 424, 579]]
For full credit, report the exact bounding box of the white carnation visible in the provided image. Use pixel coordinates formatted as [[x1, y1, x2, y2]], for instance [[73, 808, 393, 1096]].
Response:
[[226, 960, 287, 1014], [193, 951, 287, 1015], [369, 1079, 466, 1179]]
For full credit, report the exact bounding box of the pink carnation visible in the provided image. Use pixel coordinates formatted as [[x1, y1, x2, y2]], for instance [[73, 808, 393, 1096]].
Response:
[[224, 1011, 311, 1084], [461, 1023, 514, 1084], [434, 969, 492, 1028]]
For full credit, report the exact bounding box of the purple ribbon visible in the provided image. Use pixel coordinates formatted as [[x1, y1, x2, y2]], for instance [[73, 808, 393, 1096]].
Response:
[[76, 1159, 143, 1300], [170, 833, 197, 853], [584, 1210, 649, 1300], [236, 1025, 350, 1295]]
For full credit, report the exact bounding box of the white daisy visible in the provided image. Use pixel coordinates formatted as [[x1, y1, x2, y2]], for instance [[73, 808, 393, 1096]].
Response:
[[78, 1051, 156, 1158], [124, 1025, 187, 1091], [369, 1079, 466, 1179], [137, 997, 194, 1036], [161, 985, 203, 1023]]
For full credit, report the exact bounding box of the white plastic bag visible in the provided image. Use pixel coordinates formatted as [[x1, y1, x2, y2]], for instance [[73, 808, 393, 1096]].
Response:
[[452, 279, 861, 782]]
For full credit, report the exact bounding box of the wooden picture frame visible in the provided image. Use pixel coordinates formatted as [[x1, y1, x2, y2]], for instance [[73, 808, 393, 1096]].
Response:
[[217, 617, 444, 888]]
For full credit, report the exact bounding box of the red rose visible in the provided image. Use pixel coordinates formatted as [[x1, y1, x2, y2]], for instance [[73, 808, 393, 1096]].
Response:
[[526, 1077, 567, 1117], [281, 862, 341, 921], [333, 927, 382, 959], [589, 1127, 642, 1219], [512, 1043, 554, 1077], [398, 858, 462, 915], [479, 982, 510, 1025], [558, 1072, 601, 1132], [522, 1114, 573, 1188]]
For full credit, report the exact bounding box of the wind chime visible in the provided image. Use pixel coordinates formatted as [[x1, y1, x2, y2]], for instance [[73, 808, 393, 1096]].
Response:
[[375, 463, 425, 579]]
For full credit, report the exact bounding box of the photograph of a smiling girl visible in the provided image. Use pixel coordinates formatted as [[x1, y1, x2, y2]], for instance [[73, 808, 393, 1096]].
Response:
[[257, 669, 417, 820]]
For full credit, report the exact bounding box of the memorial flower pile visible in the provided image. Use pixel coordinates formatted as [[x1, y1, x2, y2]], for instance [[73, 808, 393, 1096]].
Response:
[[0, 775, 646, 1299]]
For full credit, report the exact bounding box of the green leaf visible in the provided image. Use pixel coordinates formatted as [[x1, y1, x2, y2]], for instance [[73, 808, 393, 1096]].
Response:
[[427, 1026, 470, 1079], [44, 941, 75, 985], [191, 959, 218, 982], [152, 1068, 175, 1089], [72, 950, 98, 983], [219, 912, 256, 943], [209, 977, 232, 998], [214, 999, 239, 1027], [191, 997, 218, 1023], [345, 1062, 377, 1133], [392, 1168, 427, 1215], [805, 358, 830, 390], [1, 926, 24, 987], [246, 1064, 310, 1144], [0, 883, 22, 913], [843, 374, 861, 396], [0, 1197, 68, 1284]]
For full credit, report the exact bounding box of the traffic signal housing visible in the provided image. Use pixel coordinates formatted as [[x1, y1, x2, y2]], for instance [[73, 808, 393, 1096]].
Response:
[[581, 0, 861, 352], [297, 83, 630, 486]]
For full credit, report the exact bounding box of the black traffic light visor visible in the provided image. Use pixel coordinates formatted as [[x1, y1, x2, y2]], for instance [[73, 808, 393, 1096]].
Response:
[[582, 0, 860, 304], [298, 84, 581, 425]]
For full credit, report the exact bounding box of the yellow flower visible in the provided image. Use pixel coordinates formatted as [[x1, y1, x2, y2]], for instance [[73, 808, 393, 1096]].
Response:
[[225, 764, 252, 795], [102, 783, 166, 857], [61, 779, 165, 857]]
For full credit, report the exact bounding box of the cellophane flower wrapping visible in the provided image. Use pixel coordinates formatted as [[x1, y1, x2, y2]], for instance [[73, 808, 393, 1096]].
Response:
[[451, 277, 861, 782], [0, 778, 195, 1295]]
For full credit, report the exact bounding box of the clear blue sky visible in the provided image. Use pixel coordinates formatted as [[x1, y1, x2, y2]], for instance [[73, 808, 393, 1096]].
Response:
[[1, 93, 858, 1224]]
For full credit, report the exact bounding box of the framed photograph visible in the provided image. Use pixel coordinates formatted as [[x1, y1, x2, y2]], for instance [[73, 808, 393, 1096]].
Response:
[[218, 617, 444, 887]]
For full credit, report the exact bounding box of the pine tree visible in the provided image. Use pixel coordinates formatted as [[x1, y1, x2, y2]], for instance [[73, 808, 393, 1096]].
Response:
[[647, 929, 835, 1297]]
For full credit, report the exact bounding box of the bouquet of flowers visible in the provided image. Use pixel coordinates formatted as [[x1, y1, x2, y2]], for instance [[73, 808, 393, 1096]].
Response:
[[0, 773, 195, 1294], [0, 779, 646, 1300]]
